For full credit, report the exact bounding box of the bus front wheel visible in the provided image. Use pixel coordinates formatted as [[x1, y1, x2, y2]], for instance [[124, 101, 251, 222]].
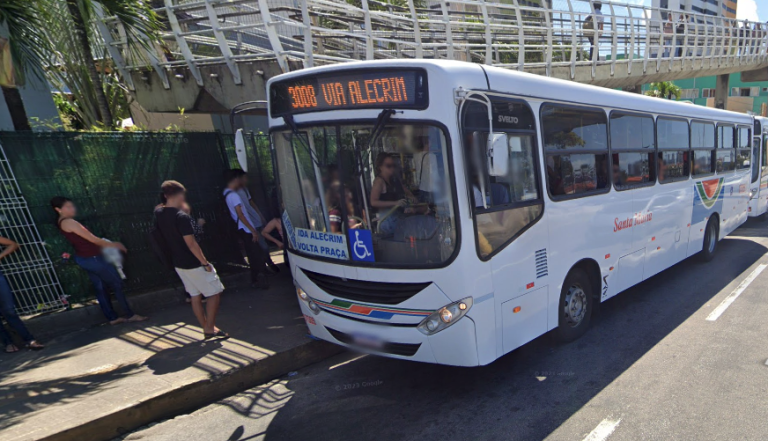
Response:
[[699, 218, 719, 262], [555, 268, 593, 342]]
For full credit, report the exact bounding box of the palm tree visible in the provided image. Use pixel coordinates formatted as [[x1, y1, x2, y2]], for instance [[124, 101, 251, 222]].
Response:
[[0, 0, 159, 130], [645, 81, 683, 100], [60, 0, 159, 128], [0, 1, 51, 131]]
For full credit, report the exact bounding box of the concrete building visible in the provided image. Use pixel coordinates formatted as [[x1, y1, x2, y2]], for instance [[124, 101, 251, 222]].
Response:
[[652, 0, 737, 20]]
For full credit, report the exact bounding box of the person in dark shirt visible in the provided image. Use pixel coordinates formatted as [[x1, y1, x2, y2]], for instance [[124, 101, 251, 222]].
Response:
[[155, 181, 227, 340]]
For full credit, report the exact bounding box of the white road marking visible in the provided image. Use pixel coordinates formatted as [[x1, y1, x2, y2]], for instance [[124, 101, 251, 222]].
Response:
[[583, 418, 621, 441], [329, 354, 367, 370], [706, 263, 768, 322]]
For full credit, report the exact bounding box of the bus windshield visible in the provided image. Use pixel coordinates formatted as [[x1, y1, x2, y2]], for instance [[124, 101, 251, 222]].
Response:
[[273, 123, 457, 267]]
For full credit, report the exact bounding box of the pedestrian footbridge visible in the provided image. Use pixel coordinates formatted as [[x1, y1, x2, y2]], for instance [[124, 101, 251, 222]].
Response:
[[98, 0, 768, 113]]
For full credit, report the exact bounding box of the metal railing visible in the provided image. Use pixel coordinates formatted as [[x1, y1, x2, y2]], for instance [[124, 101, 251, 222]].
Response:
[[99, 0, 768, 88], [0, 142, 67, 316]]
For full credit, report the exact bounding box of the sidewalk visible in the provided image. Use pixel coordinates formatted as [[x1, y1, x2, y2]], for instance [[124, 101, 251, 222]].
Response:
[[0, 264, 343, 441]]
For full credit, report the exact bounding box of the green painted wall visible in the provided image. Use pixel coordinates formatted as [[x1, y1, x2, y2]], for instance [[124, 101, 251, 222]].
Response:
[[642, 74, 768, 115]]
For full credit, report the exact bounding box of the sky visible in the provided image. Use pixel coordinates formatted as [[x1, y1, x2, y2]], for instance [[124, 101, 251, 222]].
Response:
[[628, 0, 764, 22], [736, 0, 765, 22]]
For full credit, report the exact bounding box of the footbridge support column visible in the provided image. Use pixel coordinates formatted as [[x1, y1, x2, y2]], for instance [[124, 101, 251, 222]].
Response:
[[715, 74, 729, 110]]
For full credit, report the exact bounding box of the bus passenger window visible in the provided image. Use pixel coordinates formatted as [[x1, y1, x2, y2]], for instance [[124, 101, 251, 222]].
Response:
[[542, 105, 609, 197], [658, 118, 692, 182], [691, 121, 715, 177], [717, 125, 735, 173], [658, 150, 689, 182], [610, 113, 655, 189], [736, 127, 752, 170]]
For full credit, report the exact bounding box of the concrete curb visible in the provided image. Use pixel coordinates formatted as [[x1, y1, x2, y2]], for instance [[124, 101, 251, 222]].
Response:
[[39, 339, 344, 441]]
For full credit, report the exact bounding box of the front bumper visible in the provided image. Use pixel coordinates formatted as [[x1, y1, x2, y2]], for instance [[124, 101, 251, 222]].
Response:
[[299, 301, 480, 366]]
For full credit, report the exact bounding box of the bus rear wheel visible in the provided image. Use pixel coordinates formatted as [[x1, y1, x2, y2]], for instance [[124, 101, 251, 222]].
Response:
[[555, 268, 593, 342], [699, 218, 718, 262]]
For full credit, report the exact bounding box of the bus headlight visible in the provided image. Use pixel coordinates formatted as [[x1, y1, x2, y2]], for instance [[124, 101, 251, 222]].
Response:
[[418, 297, 473, 336], [296, 286, 321, 315], [297, 286, 309, 301]]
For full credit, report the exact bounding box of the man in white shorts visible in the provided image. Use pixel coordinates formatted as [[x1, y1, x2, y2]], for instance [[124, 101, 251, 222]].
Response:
[[155, 180, 228, 340]]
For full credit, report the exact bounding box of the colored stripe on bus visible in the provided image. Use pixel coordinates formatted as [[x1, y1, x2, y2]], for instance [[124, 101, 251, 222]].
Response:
[[314, 298, 433, 320]]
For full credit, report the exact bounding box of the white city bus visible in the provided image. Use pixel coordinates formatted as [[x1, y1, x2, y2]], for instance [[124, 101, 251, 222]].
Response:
[[267, 60, 754, 366], [748, 116, 768, 218]]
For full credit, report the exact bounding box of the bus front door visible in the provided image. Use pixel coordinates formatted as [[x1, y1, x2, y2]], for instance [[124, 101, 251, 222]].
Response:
[[760, 135, 768, 216]]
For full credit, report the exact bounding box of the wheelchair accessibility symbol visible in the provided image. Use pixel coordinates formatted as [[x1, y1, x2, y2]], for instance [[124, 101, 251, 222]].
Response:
[[349, 230, 375, 262]]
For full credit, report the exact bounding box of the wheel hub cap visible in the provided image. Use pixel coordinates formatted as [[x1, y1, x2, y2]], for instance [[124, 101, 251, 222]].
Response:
[[564, 285, 587, 327]]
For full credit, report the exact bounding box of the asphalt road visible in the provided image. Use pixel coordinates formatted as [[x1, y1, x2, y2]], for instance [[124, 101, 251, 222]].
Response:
[[121, 217, 768, 441]]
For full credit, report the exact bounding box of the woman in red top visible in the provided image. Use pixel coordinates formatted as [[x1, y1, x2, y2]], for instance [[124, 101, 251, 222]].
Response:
[[51, 197, 146, 325]]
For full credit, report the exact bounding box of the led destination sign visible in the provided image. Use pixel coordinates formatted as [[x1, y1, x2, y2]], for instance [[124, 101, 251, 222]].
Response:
[[270, 69, 428, 117]]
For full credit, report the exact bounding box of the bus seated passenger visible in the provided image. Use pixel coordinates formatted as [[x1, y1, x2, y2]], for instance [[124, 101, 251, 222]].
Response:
[[327, 182, 361, 233], [658, 155, 667, 182], [371, 153, 418, 236], [612, 163, 623, 187]]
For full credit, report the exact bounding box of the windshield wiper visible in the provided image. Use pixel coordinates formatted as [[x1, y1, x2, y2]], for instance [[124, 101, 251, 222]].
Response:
[[351, 109, 399, 177], [283, 114, 322, 167], [369, 109, 397, 149]]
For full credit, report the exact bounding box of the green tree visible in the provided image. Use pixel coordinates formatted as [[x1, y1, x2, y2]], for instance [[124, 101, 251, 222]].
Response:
[[645, 81, 683, 100], [0, 0, 160, 130], [59, 0, 159, 128]]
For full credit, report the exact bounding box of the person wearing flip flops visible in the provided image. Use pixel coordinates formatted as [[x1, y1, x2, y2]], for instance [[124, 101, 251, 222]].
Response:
[[52, 196, 147, 326], [154, 181, 228, 340], [0, 236, 44, 353]]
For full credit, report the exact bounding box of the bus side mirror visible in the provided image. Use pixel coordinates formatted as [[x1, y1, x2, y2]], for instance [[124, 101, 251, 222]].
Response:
[[487, 133, 509, 177]]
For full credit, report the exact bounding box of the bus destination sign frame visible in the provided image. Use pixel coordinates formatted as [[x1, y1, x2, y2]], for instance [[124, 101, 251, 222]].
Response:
[[270, 68, 429, 117]]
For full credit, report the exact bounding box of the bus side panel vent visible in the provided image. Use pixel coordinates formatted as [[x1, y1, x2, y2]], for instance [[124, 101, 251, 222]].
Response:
[[535, 249, 548, 279]]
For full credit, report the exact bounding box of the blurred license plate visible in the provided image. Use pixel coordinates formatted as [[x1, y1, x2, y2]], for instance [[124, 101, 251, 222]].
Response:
[[352, 333, 384, 350]]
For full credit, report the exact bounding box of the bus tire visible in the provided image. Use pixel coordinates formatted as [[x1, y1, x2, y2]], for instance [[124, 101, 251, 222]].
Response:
[[699, 217, 718, 262], [555, 268, 593, 343]]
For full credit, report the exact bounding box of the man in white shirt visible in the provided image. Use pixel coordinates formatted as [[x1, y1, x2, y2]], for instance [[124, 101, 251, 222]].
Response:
[[223, 169, 269, 289]]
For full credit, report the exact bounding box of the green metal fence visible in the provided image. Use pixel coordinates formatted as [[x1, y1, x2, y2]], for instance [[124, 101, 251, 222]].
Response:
[[0, 131, 275, 303]]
